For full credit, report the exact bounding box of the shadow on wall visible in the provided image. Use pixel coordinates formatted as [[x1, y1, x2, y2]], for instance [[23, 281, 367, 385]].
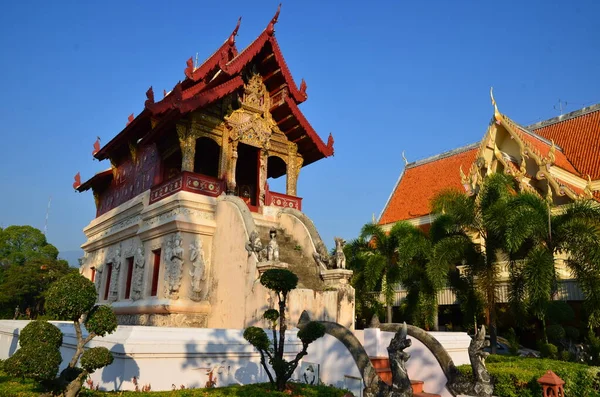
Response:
[[8, 328, 18, 356], [100, 327, 140, 391]]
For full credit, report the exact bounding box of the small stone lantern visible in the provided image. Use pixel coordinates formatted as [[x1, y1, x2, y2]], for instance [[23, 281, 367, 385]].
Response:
[[537, 370, 564, 397]]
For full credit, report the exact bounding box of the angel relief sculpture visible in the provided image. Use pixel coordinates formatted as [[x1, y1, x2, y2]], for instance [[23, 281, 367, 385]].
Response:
[[189, 238, 207, 301]]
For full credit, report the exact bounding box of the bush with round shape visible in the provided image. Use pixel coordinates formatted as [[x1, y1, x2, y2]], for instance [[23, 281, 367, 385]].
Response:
[[4, 344, 62, 381], [297, 321, 326, 344], [263, 309, 279, 322], [260, 269, 298, 293], [19, 320, 62, 349], [85, 305, 117, 337], [80, 347, 114, 373], [539, 342, 558, 359], [547, 324, 566, 343], [243, 327, 271, 351], [45, 273, 97, 321]]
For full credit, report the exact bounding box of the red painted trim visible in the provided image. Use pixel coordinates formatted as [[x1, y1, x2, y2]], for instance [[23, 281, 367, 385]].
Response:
[[151, 250, 161, 297], [94, 109, 150, 160], [125, 257, 134, 300], [266, 189, 302, 211], [103, 263, 113, 301], [91, 268, 96, 283], [284, 96, 334, 157], [77, 169, 113, 192], [179, 76, 244, 114], [149, 172, 226, 204]]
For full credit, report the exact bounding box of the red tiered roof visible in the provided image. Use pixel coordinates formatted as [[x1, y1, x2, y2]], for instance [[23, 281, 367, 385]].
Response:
[[379, 144, 479, 224], [94, 6, 332, 167], [529, 105, 600, 179]]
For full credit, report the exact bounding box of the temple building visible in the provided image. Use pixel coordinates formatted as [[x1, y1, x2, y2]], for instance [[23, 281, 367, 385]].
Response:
[[379, 92, 600, 317], [75, 8, 354, 329]]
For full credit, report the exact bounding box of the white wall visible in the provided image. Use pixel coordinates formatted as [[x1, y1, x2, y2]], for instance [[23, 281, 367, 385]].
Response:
[[0, 320, 469, 396]]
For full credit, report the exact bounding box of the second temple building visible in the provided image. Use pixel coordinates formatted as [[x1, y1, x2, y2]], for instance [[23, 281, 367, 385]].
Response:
[[76, 9, 354, 329]]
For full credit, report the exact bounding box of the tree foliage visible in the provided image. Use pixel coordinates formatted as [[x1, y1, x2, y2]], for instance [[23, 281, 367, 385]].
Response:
[[46, 273, 97, 321], [244, 268, 325, 391], [0, 225, 74, 319]]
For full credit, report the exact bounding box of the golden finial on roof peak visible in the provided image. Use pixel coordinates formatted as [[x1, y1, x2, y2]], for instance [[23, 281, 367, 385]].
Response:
[[490, 87, 502, 121], [401, 151, 408, 166]]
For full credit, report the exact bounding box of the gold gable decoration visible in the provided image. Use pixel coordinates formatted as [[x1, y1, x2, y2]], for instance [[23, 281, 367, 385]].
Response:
[[225, 73, 280, 150]]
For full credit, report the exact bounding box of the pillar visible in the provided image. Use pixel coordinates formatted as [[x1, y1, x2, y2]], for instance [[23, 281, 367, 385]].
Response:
[[286, 154, 303, 197], [258, 149, 268, 206], [226, 140, 239, 194], [177, 123, 195, 172]]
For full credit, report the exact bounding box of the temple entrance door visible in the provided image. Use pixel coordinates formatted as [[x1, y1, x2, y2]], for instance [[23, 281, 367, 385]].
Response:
[[235, 143, 259, 208]]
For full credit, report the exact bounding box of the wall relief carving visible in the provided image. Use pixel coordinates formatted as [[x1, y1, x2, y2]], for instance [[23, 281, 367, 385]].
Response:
[[131, 243, 145, 301], [189, 237, 207, 301], [164, 233, 184, 299]]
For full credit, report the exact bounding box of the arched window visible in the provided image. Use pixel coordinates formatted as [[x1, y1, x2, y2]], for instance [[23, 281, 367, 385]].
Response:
[[267, 156, 287, 192]]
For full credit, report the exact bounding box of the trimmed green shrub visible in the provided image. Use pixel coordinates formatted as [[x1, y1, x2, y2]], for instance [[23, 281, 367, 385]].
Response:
[[85, 305, 117, 337], [243, 327, 270, 351], [80, 347, 114, 372], [539, 342, 558, 359], [459, 355, 600, 397], [260, 269, 298, 293], [297, 321, 326, 344], [4, 344, 62, 381], [547, 324, 566, 343], [18, 320, 62, 349], [45, 273, 97, 321]]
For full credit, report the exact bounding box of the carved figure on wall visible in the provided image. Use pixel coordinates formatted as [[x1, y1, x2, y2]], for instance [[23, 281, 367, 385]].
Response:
[[189, 238, 207, 301], [131, 244, 145, 301], [387, 321, 413, 396], [165, 233, 185, 299], [469, 325, 493, 397], [245, 230, 266, 262], [108, 246, 122, 302], [267, 228, 279, 262], [94, 264, 103, 295], [333, 237, 346, 269]]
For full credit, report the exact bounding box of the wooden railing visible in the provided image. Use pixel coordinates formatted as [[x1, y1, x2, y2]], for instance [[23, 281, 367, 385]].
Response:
[[265, 189, 302, 211], [149, 172, 225, 204]]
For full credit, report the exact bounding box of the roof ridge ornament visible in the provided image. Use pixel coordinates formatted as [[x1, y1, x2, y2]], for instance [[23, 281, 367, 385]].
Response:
[[267, 3, 282, 36], [228, 17, 242, 46], [490, 87, 501, 123], [402, 151, 408, 166], [184, 57, 195, 79], [127, 113, 134, 126]]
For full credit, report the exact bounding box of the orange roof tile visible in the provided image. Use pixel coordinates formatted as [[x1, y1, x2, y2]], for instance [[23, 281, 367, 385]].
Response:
[[528, 105, 600, 179], [379, 144, 478, 224], [514, 126, 579, 174]]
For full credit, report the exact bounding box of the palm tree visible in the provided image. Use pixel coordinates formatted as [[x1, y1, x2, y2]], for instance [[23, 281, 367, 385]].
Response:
[[359, 221, 433, 325], [501, 193, 600, 332], [428, 173, 517, 353]]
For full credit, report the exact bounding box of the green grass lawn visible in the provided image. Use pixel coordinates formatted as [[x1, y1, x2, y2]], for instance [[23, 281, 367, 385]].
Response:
[[0, 370, 351, 397]]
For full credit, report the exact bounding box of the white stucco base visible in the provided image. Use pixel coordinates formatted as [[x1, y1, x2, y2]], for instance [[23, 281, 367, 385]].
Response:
[[0, 321, 470, 396]]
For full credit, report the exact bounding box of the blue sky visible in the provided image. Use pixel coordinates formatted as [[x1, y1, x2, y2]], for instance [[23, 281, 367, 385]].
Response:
[[0, 0, 599, 256]]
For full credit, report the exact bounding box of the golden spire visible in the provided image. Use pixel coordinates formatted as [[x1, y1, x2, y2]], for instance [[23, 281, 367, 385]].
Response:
[[490, 87, 502, 122]]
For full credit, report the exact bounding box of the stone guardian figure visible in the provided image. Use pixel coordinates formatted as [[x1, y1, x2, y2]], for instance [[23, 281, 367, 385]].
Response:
[[469, 325, 493, 397], [267, 228, 279, 262], [333, 237, 346, 269], [387, 322, 413, 397], [189, 238, 206, 301], [131, 244, 145, 301]]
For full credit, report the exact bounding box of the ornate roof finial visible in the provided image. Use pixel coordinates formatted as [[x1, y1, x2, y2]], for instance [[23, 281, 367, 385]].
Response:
[[326, 132, 334, 153], [585, 174, 594, 197], [73, 172, 81, 190], [92, 137, 101, 157], [401, 151, 408, 166], [266, 3, 282, 36], [228, 17, 242, 46], [163, 89, 167, 98], [145, 86, 155, 107], [490, 87, 502, 122], [127, 113, 134, 126], [299, 78, 307, 96], [184, 57, 194, 79], [460, 164, 468, 184]]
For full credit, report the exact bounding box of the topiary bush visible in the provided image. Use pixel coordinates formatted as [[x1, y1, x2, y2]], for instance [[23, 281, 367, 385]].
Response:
[[45, 273, 97, 321], [19, 320, 63, 349], [4, 343, 62, 382], [4, 320, 63, 382], [539, 342, 559, 359], [85, 305, 117, 337], [80, 347, 114, 372], [244, 269, 325, 391]]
